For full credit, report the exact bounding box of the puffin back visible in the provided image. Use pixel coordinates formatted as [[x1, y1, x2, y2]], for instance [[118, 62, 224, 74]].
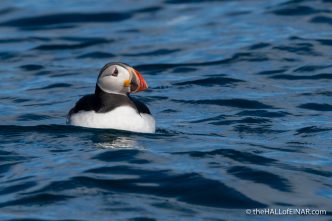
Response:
[[68, 94, 99, 116], [128, 95, 151, 115]]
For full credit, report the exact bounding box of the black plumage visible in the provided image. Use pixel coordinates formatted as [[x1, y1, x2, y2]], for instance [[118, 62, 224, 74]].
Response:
[[68, 85, 151, 117]]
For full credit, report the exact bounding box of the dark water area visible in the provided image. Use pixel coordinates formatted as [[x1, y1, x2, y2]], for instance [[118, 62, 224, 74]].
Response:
[[0, 0, 332, 220]]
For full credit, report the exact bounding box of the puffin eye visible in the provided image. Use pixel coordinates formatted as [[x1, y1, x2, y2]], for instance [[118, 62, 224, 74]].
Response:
[[111, 68, 118, 77]]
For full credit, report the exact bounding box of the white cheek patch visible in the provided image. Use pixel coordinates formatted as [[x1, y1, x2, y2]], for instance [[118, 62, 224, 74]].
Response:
[[97, 66, 131, 94], [98, 77, 122, 94]]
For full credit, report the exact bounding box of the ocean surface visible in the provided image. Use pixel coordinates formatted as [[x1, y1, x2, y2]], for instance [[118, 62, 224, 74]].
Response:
[[0, 0, 332, 220]]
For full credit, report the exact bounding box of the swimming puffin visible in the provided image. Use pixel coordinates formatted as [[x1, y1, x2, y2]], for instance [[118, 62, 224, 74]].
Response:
[[67, 62, 155, 133]]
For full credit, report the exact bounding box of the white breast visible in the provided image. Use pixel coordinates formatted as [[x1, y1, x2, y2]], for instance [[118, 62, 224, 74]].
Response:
[[68, 106, 155, 133]]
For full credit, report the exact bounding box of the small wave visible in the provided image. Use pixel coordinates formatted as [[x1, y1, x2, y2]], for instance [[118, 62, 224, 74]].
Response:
[[0, 149, 29, 164], [0, 163, 18, 175], [29, 83, 72, 90], [311, 16, 332, 25], [34, 39, 111, 50], [234, 125, 286, 134], [173, 67, 197, 73], [20, 64, 44, 71], [136, 52, 269, 72], [27, 169, 266, 208], [0, 7, 16, 15], [299, 168, 332, 177], [190, 114, 225, 123], [295, 126, 331, 135], [16, 114, 52, 121], [173, 76, 244, 86], [165, 0, 226, 4], [273, 44, 317, 55], [124, 49, 180, 57], [271, 5, 328, 16], [256, 69, 286, 75], [316, 39, 332, 46], [173, 99, 275, 109], [92, 149, 141, 162], [0, 52, 17, 60], [192, 116, 271, 126], [2, 96, 31, 103], [59, 36, 110, 42], [237, 117, 271, 124], [0, 193, 73, 208], [159, 109, 178, 113], [175, 148, 277, 166], [214, 118, 271, 126], [133, 6, 162, 13], [236, 110, 290, 118], [300, 90, 332, 97], [0, 7, 162, 29], [270, 73, 332, 80], [77, 51, 115, 59], [0, 181, 36, 195], [293, 64, 332, 72], [298, 103, 332, 111], [0, 12, 132, 27], [248, 42, 271, 50], [226, 10, 251, 16], [227, 166, 291, 192]]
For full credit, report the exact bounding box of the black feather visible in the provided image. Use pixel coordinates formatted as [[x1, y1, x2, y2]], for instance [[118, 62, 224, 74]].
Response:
[[68, 85, 151, 117], [128, 95, 151, 114]]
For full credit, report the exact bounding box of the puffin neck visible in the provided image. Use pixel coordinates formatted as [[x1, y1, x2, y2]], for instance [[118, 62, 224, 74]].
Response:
[[95, 85, 133, 112], [95, 84, 128, 98]]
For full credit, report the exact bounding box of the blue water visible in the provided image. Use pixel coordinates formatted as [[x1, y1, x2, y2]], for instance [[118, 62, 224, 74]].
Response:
[[1, 0, 332, 220]]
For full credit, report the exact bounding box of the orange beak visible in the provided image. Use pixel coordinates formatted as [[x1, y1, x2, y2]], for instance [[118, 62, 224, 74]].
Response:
[[130, 68, 148, 93]]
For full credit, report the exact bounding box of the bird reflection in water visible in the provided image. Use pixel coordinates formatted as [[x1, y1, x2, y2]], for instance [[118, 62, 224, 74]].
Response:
[[94, 134, 141, 149]]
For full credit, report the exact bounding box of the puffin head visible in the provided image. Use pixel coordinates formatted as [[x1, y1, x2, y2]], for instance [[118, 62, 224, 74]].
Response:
[[97, 62, 148, 95]]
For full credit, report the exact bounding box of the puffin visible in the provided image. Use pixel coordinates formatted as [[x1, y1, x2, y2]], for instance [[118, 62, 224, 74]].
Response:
[[67, 62, 155, 133]]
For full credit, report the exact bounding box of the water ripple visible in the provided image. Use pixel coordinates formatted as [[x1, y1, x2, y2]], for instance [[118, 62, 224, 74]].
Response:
[[1, 12, 130, 27], [271, 5, 329, 16], [227, 166, 291, 192], [174, 99, 275, 109], [270, 73, 332, 80], [298, 103, 332, 111], [0, 193, 74, 208], [311, 16, 332, 25], [174, 76, 244, 86], [175, 149, 277, 166]]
